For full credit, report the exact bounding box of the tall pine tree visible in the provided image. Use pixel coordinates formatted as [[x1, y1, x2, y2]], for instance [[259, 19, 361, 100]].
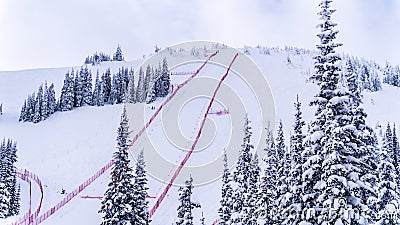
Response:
[[176, 176, 201, 225], [275, 120, 290, 223], [81, 66, 93, 106], [0, 139, 20, 217], [33, 85, 43, 123], [257, 123, 278, 224], [99, 107, 136, 224], [132, 150, 150, 225], [113, 45, 124, 61], [284, 95, 305, 224], [136, 67, 145, 103], [41, 82, 49, 120], [218, 150, 233, 225], [59, 70, 75, 111], [93, 70, 104, 106], [302, 1, 375, 224], [125, 71, 136, 104], [74, 69, 83, 107], [242, 153, 260, 225], [48, 83, 57, 114], [301, 0, 342, 223], [231, 115, 254, 224], [375, 145, 399, 225], [160, 58, 170, 97], [102, 68, 112, 104]]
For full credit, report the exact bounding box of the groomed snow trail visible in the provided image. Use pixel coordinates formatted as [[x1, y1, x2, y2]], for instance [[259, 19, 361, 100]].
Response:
[[149, 53, 239, 218]]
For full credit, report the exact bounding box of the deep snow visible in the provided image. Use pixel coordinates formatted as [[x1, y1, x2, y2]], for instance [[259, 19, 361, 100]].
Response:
[[0, 46, 398, 225]]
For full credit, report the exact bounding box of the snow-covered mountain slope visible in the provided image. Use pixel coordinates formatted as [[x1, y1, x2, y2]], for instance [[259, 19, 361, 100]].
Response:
[[0, 47, 398, 224]]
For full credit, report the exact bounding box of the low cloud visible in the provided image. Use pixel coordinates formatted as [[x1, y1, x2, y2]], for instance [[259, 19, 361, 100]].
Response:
[[0, 0, 398, 70]]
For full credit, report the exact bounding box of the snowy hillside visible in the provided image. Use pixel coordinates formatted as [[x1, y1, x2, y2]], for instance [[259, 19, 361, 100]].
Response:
[[0, 46, 399, 225]]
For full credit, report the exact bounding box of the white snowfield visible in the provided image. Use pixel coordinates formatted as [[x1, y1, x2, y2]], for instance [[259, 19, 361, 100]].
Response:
[[0, 46, 397, 225]]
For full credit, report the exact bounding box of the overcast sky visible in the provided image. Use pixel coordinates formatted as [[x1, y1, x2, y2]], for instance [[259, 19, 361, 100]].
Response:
[[0, 0, 399, 71]]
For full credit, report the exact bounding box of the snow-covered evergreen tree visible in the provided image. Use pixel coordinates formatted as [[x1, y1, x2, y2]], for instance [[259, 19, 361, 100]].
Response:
[[84, 52, 111, 65], [160, 58, 170, 97], [345, 60, 361, 105], [275, 121, 285, 159], [393, 66, 400, 87], [132, 150, 150, 225], [99, 107, 136, 224], [33, 85, 43, 123], [23, 94, 35, 122], [0, 140, 10, 218], [302, 1, 376, 224], [0, 182, 10, 218], [110, 67, 129, 104], [146, 71, 156, 104], [41, 82, 49, 120], [346, 59, 379, 215], [257, 123, 278, 224], [125, 73, 136, 104], [113, 45, 124, 61], [384, 124, 394, 165], [81, 66, 93, 106], [154, 64, 163, 97], [28, 94, 35, 121], [392, 125, 399, 172], [101, 68, 112, 104], [301, 0, 342, 223], [375, 146, 400, 225], [136, 67, 145, 103], [19, 82, 57, 123], [283, 95, 305, 224], [242, 153, 260, 225], [382, 62, 394, 85], [0, 139, 19, 217], [59, 70, 75, 111], [277, 153, 292, 223], [231, 115, 254, 224], [144, 65, 151, 97], [369, 70, 382, 92], [48, 83, 57, 114], [218, 150, 233, 225], [19, 100, 27, 122], [7, 141, 19, 216], [74, 69, 83, 107], [275, 120, 290, 222], [359, 65, 371, 91], [176, 176, 201, 225], [11, 184, 20, 216], [92, 70, 104, 106], [109, 77, 117, 105]]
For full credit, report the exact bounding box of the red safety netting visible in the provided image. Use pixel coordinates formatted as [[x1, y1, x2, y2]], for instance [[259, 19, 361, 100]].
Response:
[[11, 169, 44, 225], [149, 53, 239, 218], [170, 71, 196, 76]]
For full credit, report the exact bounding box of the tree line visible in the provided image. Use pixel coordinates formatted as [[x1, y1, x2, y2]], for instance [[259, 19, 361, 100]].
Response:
[[19, 58, 170, 123], [84, 45, 125, 65], [383, 62, 400, 87], [19, 82, 57, 123]]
